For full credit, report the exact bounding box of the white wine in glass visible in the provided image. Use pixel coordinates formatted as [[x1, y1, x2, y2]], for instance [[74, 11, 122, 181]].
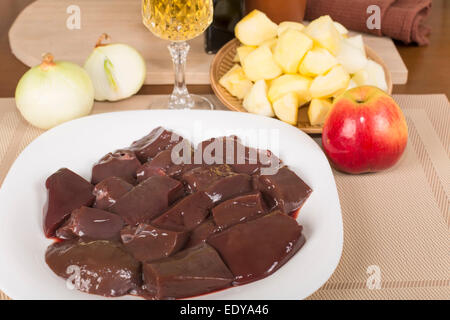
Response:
[[142, 0, 214, 110]]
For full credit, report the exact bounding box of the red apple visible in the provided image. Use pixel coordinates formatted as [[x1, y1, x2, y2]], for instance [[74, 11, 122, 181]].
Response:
[[322, 86, 408, 174]]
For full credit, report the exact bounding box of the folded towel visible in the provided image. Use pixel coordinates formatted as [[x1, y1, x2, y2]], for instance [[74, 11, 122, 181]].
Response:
[[305, 0, 432, 45]]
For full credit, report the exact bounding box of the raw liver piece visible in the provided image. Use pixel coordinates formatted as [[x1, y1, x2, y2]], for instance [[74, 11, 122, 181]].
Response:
[[212, 192, 267, 229], [204, 173, 253, 204], [121, 224, 189, 262], [142, 244, 233, 299], [129, 127, 185, 163], [194, 136, 239, 165], [185, 218, 219, 249], [207, 211, 305, 285], [181, 164, 235, 193], [44, 168, 95, 237], [195, 136, 282, 175], [231, 147, 282, 176], [136, 149, 198, 182], [91, 150, 141, 185], [45, 240, 140, 297], [56, 206, 125, 240], [108, 175, 184, 225], [257, 167, 312, 214], [152, 192, 213, 231], [93, 177, 133, 210]]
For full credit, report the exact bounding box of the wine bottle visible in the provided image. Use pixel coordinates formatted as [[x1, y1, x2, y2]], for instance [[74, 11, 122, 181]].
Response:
[[204, 0, 244, 54]]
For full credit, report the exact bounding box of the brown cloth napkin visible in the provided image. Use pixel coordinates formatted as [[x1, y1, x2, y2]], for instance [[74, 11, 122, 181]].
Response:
[[305, 0, 432, 45]]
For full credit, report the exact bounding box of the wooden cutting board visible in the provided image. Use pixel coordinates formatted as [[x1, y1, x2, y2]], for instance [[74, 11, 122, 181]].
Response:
[[9, 0, 408, 85]]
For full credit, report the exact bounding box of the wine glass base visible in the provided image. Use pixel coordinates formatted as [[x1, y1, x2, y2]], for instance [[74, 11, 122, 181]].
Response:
[[169, 94, 214, 110]]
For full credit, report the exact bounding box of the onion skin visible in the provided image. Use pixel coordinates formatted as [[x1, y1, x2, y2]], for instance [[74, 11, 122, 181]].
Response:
[[84, 37, 146, 102], [15, 57, 94, 130]]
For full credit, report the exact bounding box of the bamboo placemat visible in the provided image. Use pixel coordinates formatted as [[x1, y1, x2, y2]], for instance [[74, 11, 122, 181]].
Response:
[[9, 0, 408, 85], [0, 94, 449, 300]]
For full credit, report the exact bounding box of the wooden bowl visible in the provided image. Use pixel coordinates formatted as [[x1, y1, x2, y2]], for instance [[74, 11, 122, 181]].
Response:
[[210, 38, 393, 134]]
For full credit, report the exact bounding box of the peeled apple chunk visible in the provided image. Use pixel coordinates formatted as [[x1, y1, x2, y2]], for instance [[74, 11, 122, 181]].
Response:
[[346, 35, 365, 53], [235, 10, 278, 46], [346, 79, 358, 91], [272, 92, 299, 125], [333, 22, 349, 36], [308, 98, 333, 126], [235, 46, 256, 63], [268, 74, 311, 106], [273, 29, 313, 74], [336, 38, 368, 74], [330, 79, 358, 99], [219, 64, 253, 99], [259, 38, 277, 52], [242, 46, 282, 81], [299, 48, 338, 77], [243, 80, 274, 117], [304, 15, 342, 55], [352, 60, 388, 92], [84, 34, 146, 101], [310, 65, 350, 98], [15, 53, 94, 130], [277, 21, 305, 36], [334, 78, 358, 98]]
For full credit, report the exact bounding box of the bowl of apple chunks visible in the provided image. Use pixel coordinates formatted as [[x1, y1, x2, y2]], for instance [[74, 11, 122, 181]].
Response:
[[210, 10, 392, 134]]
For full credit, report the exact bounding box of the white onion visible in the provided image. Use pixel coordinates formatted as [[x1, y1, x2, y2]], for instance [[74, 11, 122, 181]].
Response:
[[84, 34, 146, 102], [15, 53, 95, 130]]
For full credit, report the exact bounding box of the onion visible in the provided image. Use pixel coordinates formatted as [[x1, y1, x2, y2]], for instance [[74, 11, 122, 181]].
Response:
[[84, 34, 146, 101], [15, 53, 95, 130]]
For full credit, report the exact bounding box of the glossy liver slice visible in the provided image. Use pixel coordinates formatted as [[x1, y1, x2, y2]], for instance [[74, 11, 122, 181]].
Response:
[[121, 224, 189, 262], [136, 149, 197, 182], [93, 177, 133, 210], [208, 211, 305, 285], [152, 192, 213, 231], [194, 136, 238, 165], [108, 175, 184, 225], [46, 240, 140, 297], [212, 192, 267, 229], [195, 136, 282, 175], [184, 218, 219, 249], [258, 166, 312, 214], [142, 244, 234, 299], [56, 206, 125, 241], [129, 127, 185, 163], [181, 164, 235, 193], [44, 168, 95, 237], [91, 150, 141, 185], [230, 147, 281, 176], [204, 173, 254, 204]]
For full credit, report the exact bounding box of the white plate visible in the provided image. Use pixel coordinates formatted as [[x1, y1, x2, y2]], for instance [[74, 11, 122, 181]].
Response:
[[0, 110, 342, 300]]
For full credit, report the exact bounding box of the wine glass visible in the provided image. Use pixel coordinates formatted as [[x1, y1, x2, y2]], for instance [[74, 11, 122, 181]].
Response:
[[142, 0, 214, 110]]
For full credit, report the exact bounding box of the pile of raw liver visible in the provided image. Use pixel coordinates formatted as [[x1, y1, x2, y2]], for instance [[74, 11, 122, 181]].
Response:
[[44, 127, 312, 299]]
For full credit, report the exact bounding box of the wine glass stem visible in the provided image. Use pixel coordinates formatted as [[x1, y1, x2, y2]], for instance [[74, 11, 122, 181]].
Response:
[[168, 41, 194, 109]]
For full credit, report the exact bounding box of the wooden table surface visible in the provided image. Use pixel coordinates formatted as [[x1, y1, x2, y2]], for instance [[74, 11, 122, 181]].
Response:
[[0, 0, 449, 98]]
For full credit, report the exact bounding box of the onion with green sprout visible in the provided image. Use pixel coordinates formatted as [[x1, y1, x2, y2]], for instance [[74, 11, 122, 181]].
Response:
[[84, 34, 147, 101]]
